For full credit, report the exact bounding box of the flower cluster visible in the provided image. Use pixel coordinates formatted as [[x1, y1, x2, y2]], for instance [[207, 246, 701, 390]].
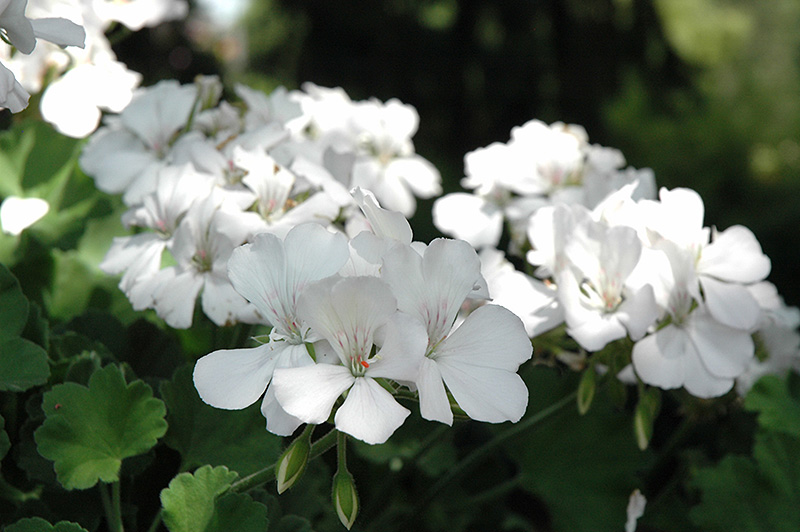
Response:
[[191, 196, 532, 444], [434, 119, 800, 399], [83, 78, 443, 331], [1, 0, 187, 136]]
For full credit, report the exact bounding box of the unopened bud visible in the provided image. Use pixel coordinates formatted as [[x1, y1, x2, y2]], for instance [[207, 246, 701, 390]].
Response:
[[577, 367, 596, 415], [331, 470, 359, 530], [276, 436, 310, 494]]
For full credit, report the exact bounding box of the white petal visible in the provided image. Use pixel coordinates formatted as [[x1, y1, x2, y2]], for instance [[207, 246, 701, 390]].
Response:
[[682, 346, 735, 398], [686, 311, 754, 378], [296, 276, 397, 364], [0, 196, 49, 235], [226, 224, 348, 330], [151, 268, 203, 329], [272, 364, 354, 424], [434, 305, 532, 422], [201, 272, 255, 327], [368, 312, 428, 382], [432, 193, 503, 248], [261, 383, 304, 437], [700, 276, 761, 330], [385, 156, 442, 198], [30, 18, 85, 48], [437, 305, 533, 370], [631, 327, 687, 390], [382, 239, 482, 344], [352, 187, 412, 243], [699, 225, 770, 283], [617, 284, 660, 341], [417, 357, 453, 425], [335, 377, 410, 444], [193, 343, 278, 410]]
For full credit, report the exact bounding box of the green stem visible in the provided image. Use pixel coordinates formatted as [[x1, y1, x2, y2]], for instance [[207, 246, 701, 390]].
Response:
[[145, 509, 163, 532], [337, 430, 347, 469], [468, 474, 522, 505], [422, 389, 578, 506], [99, 482, 124, 532], [230, 428, 339, 493]]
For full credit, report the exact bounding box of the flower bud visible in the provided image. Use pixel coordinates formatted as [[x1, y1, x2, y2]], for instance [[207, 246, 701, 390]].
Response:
[[634, 388, 660, 451], [577, 367, 596, 415], [275, 436, 310, 494], [331, 470, 359, 530]]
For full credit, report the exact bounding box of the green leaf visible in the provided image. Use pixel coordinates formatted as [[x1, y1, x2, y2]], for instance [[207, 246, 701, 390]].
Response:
[[4, 517, 89, 532], [0, 262, 29, 341], [161, 465, 269, 532], [209, 493, 271, 532], [160, 365, 282, 476], [690, 373, 800, 532], [271, 515, 314, 532], [744, 374, 800, 438], [691, 430, 800, 532], [504, 367, 651, 532], [34, 364, 167, 489], [0, 337, 50, 391]]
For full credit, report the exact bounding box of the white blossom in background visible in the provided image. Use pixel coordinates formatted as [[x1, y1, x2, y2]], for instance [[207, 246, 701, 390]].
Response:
[[736, 282, 800, 394], [0, 195, 49, 235], [2, 0, 187, 134], [0, 0, 85, 112], [283, 83, 442, 217], [80, 79, 199, 204], [433, 118, 655, 249]]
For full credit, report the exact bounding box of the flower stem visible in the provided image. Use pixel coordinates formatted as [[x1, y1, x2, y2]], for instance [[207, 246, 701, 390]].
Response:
[[100, 482, 124, 532], [421, 389, 578, 506], [145, 509, 163, 532], [229, 427, 339, 493]]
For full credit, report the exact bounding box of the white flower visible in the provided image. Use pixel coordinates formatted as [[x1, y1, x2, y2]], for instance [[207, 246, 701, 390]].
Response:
[[136, 193, 255, 328], [0, 196, 48, 235], [643, 188, 771, 331], [348, 98, 442, 216], [631, 240, 754, 397], [99, 164, 210, 307], [39, 59, 140, 138], [193, 223, 349, 435], [272, 276, 427, 444], [558, 219, 659, 351], [80, 79, 198, 204], [381, 239, 532, 425], [476, 247, 563, 338], [0, 0, 85, 112], [0, 0, 85, 55], [0, 59, 29, 112]]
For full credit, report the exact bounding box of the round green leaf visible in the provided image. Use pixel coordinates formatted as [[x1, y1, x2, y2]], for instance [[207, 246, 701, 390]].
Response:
[[0, 337, 50, 392], [4, 517, 89, 532], [0, 263, 29, 341], [34, 364, 167, 490], [161, 465, 269, 532]]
